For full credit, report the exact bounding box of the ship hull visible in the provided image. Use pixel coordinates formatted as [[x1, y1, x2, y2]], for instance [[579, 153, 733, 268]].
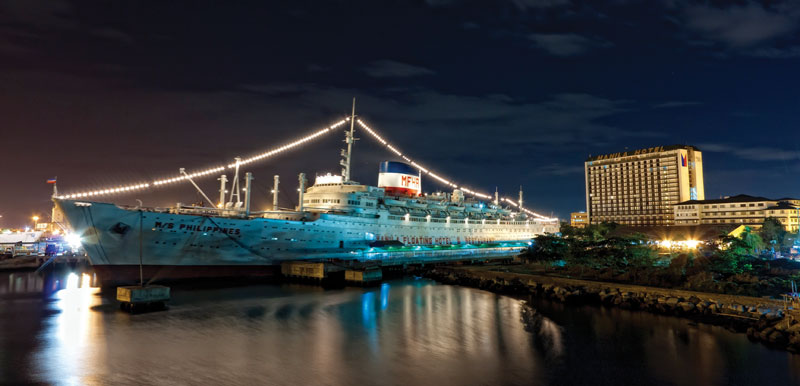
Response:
[[92, 264, 279, 286], [56, 199, 558, 285]]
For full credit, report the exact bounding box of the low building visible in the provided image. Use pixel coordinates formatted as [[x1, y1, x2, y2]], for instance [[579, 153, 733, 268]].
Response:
[[570, 212, 588, 228], [674, 194, 800, 232]]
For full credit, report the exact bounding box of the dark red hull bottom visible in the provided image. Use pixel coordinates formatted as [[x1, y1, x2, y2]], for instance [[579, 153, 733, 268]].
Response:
[[92, 265, 280, 287]]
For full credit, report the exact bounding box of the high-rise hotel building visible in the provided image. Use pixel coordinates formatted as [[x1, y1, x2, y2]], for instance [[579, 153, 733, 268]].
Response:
[[585, 145, 705, 226]]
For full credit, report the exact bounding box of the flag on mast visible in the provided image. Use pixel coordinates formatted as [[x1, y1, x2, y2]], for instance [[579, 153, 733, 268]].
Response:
[[46, 178, 57, 184]]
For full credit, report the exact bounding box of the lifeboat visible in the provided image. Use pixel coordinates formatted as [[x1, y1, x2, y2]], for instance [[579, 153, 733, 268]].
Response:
[[410, 209, 427, 217], [427, 203, 447, 211], [449, 212, 467, 219], [465, 205, 482, 213], [408, 201, 427, 209], [388, 207, 406, 215], [384, 198, 407, 207]]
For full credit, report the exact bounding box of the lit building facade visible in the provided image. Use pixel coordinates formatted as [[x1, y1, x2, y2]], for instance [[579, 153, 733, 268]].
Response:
[[585, 145, 704, 226], [674, 195, 800, 232], [570, 212, 588, 228]]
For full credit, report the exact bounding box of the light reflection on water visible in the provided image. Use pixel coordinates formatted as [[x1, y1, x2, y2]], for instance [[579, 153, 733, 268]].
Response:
[[1, 270, 800, 386], [44, 273, 104, 386]]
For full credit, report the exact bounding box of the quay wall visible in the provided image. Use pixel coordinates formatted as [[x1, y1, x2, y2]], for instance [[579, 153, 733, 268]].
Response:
[[422, 266, 800, 353]]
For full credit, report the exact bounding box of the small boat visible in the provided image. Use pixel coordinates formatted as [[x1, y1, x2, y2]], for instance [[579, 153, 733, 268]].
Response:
[[427, 203, 447, 211], [408, 201, 427, 209], [465, 205, 482, 213], [384, 198, 407, 207]]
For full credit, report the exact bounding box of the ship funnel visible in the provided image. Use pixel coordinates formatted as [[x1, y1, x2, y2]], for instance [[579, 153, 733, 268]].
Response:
[[378, 161, 420, 197]]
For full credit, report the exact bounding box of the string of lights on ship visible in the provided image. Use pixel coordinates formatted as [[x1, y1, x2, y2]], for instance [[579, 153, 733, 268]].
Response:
[[56, 117, 555, 221]]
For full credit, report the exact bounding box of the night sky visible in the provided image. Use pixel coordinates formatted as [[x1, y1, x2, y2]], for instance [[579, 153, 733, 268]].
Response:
[[2, 0, 800, 227]]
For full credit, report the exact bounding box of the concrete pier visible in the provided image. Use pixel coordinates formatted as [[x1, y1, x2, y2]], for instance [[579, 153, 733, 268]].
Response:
[[117, 285, 170, 313], [345, 267, 382, 285], [281, 262, 328, 281]]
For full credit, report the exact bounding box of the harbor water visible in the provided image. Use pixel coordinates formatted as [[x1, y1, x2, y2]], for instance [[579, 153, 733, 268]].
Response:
[[1, 268, 799, 386]]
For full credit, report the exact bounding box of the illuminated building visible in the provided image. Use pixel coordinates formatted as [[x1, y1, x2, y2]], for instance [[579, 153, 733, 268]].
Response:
[[674, 195, 800, 232], [570, 212, 588, 228], [584, 145, 704, 226]]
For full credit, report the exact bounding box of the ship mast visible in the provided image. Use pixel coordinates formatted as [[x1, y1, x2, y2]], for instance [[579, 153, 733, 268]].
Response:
[[340, 97, 358, 183]]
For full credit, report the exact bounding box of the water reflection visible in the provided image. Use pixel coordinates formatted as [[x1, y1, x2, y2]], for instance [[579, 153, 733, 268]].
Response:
[[1, 271, 799, 386], [42, 272, 104, 385], [0, 271, 44, 296]]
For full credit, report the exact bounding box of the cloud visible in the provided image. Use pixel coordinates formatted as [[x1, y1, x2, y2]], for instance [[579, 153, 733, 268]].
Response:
[[306, 64, 328, 72], [425, 0, 569, 10], [682, 2, 800, 48], [511, 0, 570, 10], [535, 163, 585, 176], [653, 101, 702, 108], [0, 0, 77, 29], [746, 45, 800, 58], [237, 82, 658, 160], [424, 0, 457, 6], [700, 143, 800, 161], [528, 33, 612, 56], [90, 28, 134, 44], [363, 60, 435, 78]]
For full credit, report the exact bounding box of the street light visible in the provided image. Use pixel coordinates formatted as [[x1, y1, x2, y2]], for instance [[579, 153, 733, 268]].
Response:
[[32, 216, 39, 230]]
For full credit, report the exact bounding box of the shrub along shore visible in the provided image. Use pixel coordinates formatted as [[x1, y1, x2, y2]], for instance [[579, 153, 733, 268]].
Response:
[[421, 265, 800, 353], [524, 221, 800, 298]]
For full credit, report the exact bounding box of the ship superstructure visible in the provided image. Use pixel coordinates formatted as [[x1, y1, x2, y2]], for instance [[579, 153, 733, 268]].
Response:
[[55, 102, 559, 284]]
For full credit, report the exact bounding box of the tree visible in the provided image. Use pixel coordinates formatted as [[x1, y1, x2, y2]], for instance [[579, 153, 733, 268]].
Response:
[[584, 222, 618, 242], [759, 217, 787, 251], [741, 231, 765, 254], [707, 235, 754, 275], [526, 233, 568, 262]]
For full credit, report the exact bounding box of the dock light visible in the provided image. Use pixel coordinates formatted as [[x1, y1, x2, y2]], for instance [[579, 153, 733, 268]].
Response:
[[65, 233, 82, 249]]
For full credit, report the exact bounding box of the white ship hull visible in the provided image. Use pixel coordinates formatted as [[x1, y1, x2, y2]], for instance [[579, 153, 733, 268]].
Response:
[[56, 199, 557, 284]]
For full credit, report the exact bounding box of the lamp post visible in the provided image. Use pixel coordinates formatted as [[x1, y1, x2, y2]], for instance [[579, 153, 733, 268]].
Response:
[[32, 216, 39, 230]]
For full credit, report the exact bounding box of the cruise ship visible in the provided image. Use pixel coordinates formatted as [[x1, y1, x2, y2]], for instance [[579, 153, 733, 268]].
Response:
[[56, 111, 559, 284]]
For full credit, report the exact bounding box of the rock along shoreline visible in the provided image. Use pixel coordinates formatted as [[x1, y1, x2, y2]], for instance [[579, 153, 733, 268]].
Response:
[[421, 266, 800, 354]]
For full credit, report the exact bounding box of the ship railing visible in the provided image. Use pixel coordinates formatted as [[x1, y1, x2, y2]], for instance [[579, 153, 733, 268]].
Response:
[[115, 203, 309, 219]]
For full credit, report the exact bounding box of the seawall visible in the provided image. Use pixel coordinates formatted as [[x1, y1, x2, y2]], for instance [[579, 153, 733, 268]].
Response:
[[421, 266, 800, 353]]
